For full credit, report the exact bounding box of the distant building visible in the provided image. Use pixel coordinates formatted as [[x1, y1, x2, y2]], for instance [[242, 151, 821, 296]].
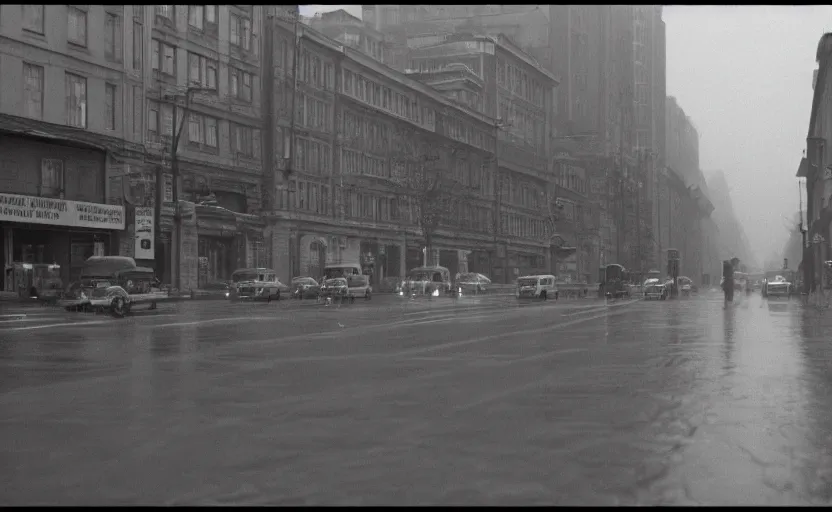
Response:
[[261, 22, 501, 285]]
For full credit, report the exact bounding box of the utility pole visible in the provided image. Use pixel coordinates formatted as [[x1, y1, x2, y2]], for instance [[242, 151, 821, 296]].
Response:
[[636, 152, 642, 274], [160, 85, 209, 291]]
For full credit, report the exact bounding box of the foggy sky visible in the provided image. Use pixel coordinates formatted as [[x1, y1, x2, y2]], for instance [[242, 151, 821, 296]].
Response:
[[301, 5, 832, 261]]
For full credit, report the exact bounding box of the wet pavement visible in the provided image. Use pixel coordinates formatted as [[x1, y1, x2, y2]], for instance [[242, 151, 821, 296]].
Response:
[[2, 291, 832, 505]]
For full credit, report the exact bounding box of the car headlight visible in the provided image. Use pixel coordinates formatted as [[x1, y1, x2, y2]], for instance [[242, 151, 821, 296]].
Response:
[[225, 291, 230, 298]]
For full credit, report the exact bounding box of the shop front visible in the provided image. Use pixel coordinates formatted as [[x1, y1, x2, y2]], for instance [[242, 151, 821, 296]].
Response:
[[193, 204, 265, 289], [1, 193, 125, 296]]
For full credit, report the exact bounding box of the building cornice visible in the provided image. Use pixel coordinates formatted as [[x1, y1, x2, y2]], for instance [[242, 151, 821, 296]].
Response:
[[298, 24, 497, 128]]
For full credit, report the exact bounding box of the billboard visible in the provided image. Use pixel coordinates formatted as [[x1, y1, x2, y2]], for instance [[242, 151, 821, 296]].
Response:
[[134, 207, 155, 260]]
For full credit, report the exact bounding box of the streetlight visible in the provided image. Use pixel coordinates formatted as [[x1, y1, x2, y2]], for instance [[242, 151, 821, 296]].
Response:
[[491, 116, 511, 283]]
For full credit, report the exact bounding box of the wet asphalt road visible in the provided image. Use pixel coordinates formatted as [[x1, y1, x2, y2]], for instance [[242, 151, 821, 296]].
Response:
[[2, 292, 832, 505]]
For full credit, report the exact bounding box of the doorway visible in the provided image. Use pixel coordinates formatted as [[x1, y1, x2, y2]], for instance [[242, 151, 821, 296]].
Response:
[[307, 240, 326, 279]]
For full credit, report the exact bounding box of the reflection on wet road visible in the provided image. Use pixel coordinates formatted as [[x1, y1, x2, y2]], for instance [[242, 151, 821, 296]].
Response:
[[2, 293, 832, 505]]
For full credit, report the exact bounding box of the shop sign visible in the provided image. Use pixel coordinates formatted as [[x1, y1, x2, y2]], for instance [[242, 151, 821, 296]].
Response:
[[134, 207, 155, 260], [0, 192, 125, 230]]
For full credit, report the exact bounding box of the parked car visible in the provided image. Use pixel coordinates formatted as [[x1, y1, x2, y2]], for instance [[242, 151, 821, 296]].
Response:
[[58, 256, 173, 317], [319, 277, 350, 304], [228, 268, 290, 302], [456, 272, 491, 295], [291, 277, 321, 299], [401, 266, 455, 297]]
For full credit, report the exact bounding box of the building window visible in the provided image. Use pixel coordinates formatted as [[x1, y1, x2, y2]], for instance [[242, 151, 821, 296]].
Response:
[[105, 13, 122, 62], [230, 67, 253, 102], [22, 5, 45, 34], [230, 12, 252, 50], [67, 6, 88, 47], [188, 113, 203, 144], [188, 52, 218, 90], [152, 40, 177, 76], [205, 116, 218, 147], [105, 83, 116, 130], [188, 5, 204, 29], [147, 100, 174, 140], [147, 101, 159, 138], [155, 5, 173, 20], [132, 85, 142, 137], [23, 63, 44, 120], [65, 73, 87, 129], [186, 114, 218, 148], [132, 20, 143, 70], [232, 124, 259, 158], [41, 159, 64, 198]]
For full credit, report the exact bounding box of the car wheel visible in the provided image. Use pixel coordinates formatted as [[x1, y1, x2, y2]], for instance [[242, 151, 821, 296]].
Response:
[[365, 290, 371, 300], [111, 296, 127, 318]]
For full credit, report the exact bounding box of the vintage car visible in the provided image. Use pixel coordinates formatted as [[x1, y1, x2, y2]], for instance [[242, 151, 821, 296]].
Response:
[[290, 277, 321, 300], [643, 278, 669, 300], [599, 264, 631, 299], [456, 272, 491, 295], [323, 263, 372, 300], [319, 277, 350, 304], [228, 268, 289, 302], [401, 266, 455, 297], [58, 256, 172, 318], [678, 276, 698, 297], [764, 275, 792, 300], [516, 274, 558, 300]]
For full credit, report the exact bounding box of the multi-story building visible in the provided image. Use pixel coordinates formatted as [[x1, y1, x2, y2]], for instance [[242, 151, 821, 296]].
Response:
[[797, 32, 832, 295], [263, 21, 500, 287], [704, 170, 754, 271], [659, 96, 717, 283], [404, 33, 559, 282], [144, 4, 267, 290], [0, 5, 138, 295]]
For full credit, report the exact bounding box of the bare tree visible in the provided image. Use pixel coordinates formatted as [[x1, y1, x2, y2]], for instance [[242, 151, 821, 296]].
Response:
[[389, 130, 469, 267]]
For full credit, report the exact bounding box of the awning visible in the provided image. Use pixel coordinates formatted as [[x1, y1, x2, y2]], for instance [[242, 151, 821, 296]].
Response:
[[796, 157, 809, 178]]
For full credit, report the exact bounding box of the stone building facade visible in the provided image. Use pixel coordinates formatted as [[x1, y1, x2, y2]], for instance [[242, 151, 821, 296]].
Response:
[[263, 22, 502, 287], [0, 5, 139, 294]]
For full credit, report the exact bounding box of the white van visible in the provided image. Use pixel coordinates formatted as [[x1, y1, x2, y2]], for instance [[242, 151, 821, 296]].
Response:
[[516, 274, 558, 300]]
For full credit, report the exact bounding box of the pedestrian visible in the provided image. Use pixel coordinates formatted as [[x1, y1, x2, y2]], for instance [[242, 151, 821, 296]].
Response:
[[722, 258, 735, 306]]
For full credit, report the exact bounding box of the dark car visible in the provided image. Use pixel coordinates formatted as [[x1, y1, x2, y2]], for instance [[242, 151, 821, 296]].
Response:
[[291, 277, 321, 299]]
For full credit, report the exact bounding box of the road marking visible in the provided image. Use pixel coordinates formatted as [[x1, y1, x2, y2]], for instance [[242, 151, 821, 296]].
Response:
[[150, 316, 278, 329], [3, 320, 114, 331], [386, 308, 634, 359]]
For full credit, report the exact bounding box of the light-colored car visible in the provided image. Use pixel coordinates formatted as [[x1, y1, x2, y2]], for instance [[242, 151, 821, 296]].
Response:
[[456, 272, 491, 295], [323, 264, 372, 299], [402, 266, 454, 297], [228, 268, 289, 302], [515, 274, 558, 300], [765, 275, 792, 300], [643, 278, 668, 300]]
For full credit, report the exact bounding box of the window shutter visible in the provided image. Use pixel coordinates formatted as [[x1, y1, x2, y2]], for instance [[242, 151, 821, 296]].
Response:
[[252, 129, 261, 160], [162, 106, 173, 136], [230, 15, 238, 44], [230, 124, 237, 153], [115, 16, 123, 61]]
